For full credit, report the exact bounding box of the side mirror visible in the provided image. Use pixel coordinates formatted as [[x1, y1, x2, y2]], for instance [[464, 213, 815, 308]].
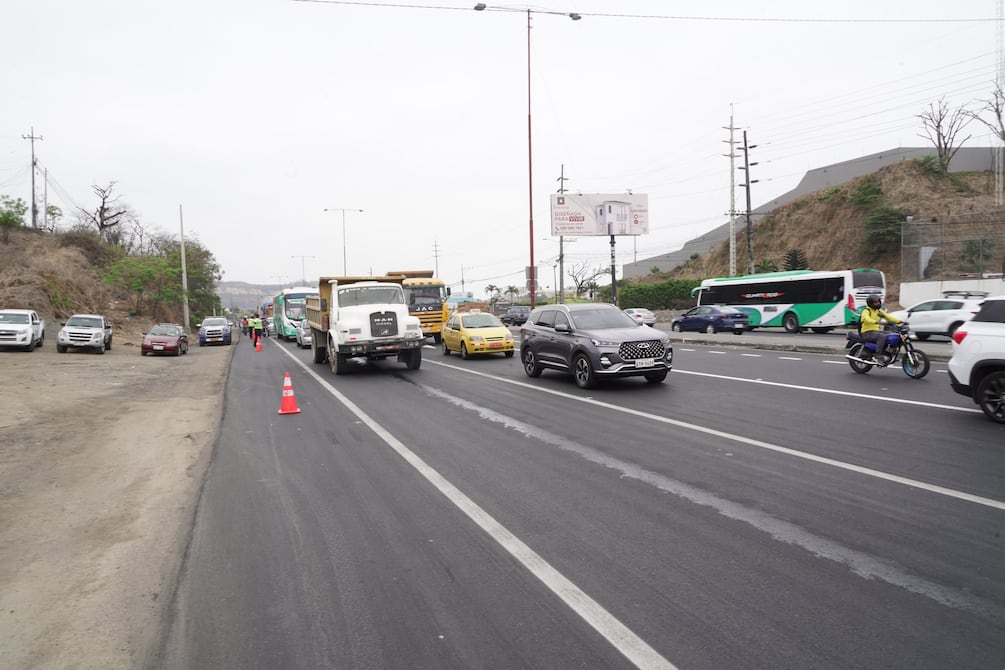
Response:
[[555, 323, 571, 333]]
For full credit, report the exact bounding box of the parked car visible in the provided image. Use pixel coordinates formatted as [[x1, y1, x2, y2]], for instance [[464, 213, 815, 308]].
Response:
[[671, 305, 749, 334], [295, 319, 313, 349], [198, 317, 232, 346], [0, 308, 45, 351], [141, 323, 189, 356], [500, 306, 531, 327], [56, 314, 112, 353], [948, 294, 1005, 423], [519, 303, 672, 388], [624, 307, 657, 327], [886, 290, 986, 340], [441, 310, 515, 359]]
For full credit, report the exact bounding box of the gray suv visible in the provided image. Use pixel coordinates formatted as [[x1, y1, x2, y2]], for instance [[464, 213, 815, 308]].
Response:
[[519, 303, 673, 388]]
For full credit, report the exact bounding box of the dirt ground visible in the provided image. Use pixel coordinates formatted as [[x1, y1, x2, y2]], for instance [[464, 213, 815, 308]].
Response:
[[0, 324, 235, 670]]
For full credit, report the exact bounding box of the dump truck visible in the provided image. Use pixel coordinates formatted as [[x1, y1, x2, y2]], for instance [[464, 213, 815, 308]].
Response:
[[304, 275, 425, 374], [385, 270, 451, 343]]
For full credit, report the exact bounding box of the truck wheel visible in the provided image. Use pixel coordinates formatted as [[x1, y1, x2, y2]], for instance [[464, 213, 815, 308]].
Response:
[[333, 352, 349, 375], [404, 348, 422, 370]]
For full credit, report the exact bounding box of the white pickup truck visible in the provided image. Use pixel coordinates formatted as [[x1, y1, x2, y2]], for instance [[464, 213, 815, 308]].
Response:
[[0, 309, 45, 352], [56, 314, 113, 354]]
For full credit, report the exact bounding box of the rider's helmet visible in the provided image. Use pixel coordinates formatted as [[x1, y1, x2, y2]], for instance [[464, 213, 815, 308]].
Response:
[[866, 295, 882, 309]]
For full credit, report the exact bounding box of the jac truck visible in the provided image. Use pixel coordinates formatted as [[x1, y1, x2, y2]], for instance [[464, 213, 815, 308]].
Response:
[[304, 275, 424, 375], [385, 270, 450, 343]]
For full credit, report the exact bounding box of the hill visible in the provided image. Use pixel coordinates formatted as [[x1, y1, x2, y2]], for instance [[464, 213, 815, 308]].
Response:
[[649, 159, 1004, 306]]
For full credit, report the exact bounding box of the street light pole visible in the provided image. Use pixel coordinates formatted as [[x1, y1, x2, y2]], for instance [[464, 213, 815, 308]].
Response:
[[474, 4, 580, 309], [291, 255, 317, 285], [323, 208, 363, 275]]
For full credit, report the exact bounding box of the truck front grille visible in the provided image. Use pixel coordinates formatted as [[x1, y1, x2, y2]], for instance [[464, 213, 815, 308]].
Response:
[[370, 311, 399, 337]]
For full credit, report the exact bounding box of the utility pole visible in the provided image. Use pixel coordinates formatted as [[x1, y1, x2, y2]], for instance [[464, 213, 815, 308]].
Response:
[[556, 164, 568, 303], [723, 107, 739, 276], [179, 205, 190, 329], [432, 238, 441, 276], [21, 128, 42, 229], [739, 130, 758, 275]]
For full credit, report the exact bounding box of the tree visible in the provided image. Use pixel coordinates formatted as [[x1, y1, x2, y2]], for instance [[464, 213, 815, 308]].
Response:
[[965, 81, 1005, 143], [79, 182, 137, 243], [783, 248, 809, 271], [42, 204, 63, 233], [484, 284, 498, 300], [917, 97, 972, 173], [567, 260, 609, 298], [0, 195, 28, 243], [505, 285, 520, 302], [755, 258, 779, 273]]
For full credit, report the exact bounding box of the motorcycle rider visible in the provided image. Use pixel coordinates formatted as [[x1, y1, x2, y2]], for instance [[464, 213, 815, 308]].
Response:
[[859, 294, 903, 363]]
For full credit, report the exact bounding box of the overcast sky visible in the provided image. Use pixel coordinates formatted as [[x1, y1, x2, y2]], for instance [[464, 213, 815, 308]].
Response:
[[1, 1, 999, 299]]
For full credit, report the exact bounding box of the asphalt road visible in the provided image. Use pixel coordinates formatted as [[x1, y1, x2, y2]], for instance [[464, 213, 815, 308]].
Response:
[[159, 332, 1003, 669]]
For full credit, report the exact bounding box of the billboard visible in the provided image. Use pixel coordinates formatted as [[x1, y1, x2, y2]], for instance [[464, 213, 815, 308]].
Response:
[[550, 193, 649, 237]]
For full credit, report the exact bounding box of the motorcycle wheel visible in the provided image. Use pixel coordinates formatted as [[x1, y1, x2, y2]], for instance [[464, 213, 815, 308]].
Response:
[[847, 343, 872, 374], [902, 348, 931, 379]]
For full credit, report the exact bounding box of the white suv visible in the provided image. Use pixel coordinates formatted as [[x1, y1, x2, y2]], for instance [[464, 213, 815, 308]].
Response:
[[888, 290, 986, 340], [948, 295, 1005, 423]]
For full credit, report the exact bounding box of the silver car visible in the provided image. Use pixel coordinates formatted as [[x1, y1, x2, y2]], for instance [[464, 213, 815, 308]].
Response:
[[295, 319, 313, 349], [624, 307, 657, 327]]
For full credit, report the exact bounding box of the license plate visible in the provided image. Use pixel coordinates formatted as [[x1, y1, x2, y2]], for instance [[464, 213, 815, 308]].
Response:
[[635, 357, 655, 368], [154, 345, 164, 350], [490, 342, 502, 348]]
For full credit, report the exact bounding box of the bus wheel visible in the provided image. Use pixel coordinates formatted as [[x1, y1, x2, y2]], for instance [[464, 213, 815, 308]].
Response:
[[783, 313, 800, 333]]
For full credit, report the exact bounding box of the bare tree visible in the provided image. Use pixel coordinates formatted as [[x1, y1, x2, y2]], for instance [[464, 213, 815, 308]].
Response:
[[78, 182, 137, 243], [917, 97, 972, 173], [965, 81, 1005, 141], [567, 260, 609, 298]]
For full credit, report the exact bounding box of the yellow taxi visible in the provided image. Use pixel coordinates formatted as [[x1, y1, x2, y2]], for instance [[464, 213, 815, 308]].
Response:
[[441, 310, 515, 359]]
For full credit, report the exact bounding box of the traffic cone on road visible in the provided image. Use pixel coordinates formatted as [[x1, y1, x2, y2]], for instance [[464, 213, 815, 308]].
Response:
[[255, 336, 263, 352], [277, 372, 301, 415]]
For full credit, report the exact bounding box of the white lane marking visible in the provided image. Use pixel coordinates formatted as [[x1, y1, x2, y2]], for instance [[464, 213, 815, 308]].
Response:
[[821, 360, 847, 365], [706, 350, 727, 355], [740, 353, 762, 357], [424, 360, 1003, 511], [417, 383, 1002, 621], [275, 346, 676, 670], [675, 369, 978, 414], [778, 356, 802, 361]]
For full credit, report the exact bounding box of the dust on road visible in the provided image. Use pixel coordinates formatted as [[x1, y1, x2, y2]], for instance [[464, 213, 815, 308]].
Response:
[[0, 327, 233, 670]]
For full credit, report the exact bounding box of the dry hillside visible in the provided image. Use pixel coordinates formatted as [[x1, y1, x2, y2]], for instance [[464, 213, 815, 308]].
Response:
[[0, 230, 178, 337], [660, 160, 1005, 306]]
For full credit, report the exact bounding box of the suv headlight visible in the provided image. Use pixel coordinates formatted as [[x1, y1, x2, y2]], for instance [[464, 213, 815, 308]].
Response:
[[590, 338, 619, 347]]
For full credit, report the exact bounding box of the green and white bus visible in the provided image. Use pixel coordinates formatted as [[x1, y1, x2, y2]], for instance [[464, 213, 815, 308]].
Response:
[[691, 269, 886, 333], [273, 286, 318, 341]]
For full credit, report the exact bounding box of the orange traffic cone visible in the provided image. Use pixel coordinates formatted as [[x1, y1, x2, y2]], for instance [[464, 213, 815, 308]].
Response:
[[277, 372, 301, 415], [255, 336, 263, 352]]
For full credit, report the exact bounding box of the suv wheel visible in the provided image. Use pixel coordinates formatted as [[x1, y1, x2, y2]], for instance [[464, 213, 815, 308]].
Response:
[[975, 370, 1005, 424], [522, 347, 542, 377], [573, 353, 597, 389]]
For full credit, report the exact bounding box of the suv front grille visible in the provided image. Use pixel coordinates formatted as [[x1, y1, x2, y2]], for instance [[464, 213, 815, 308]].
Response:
[[619, 339, 666, 360]]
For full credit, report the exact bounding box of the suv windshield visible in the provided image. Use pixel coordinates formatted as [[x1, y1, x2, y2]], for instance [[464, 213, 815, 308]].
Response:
[[569, 308, 636, 329]]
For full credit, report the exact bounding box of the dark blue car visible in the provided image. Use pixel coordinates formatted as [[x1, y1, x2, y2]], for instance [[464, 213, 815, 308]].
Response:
[[671, 305, 749, 334]]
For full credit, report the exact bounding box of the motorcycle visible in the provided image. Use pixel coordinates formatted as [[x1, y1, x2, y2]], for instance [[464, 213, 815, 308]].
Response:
[[845, 322, 930, 379]]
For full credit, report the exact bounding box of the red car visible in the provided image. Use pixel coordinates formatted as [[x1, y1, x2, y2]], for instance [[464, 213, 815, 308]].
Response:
[[141, 323, 189, 356]]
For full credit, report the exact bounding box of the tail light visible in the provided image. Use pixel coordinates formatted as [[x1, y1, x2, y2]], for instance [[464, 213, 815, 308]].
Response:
[[952, 330, 968, 345], [847, 294, 856, 311]]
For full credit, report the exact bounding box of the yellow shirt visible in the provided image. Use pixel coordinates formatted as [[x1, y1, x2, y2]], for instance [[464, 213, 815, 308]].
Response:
[[859, 306, 900, 334]]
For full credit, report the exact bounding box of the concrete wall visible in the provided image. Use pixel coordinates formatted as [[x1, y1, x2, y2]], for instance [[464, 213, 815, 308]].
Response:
[[899, 277, 1005, 308]]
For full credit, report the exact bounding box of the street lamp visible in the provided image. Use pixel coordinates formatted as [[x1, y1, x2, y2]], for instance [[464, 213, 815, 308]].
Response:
[[474, 4, 581, 309], [323, 208, 364, 275]]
